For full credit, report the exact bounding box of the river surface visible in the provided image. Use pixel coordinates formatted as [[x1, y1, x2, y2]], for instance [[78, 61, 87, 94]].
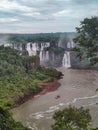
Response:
[[12, 67, 98, 130]]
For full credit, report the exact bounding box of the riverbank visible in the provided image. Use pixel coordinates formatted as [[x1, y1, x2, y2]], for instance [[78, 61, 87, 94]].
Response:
[[12, 80, 61, 108], [12, 67, 98, 109]]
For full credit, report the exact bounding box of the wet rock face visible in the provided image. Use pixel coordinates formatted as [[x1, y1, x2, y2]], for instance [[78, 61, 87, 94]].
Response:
[[39, 50, 63, 67], [41, 52, 64, 67]]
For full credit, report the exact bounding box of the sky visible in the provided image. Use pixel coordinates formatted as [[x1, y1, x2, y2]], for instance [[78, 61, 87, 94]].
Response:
[[0, 0, 98, 33]]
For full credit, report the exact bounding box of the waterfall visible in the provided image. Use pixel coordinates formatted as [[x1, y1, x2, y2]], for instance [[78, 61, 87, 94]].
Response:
[[39, 50, 49, 61], [62, 40, 74, 68], [67, 41, 75, 49], [71, 41, 74, 48], [40, 43, 44, 51], [62, 51, 71, 68], [40, 42, 50, 51], [67, 42, 71, 49], [26, 43, 38, 56], [40, 51, 43, 61], [26, 43, 33, 56], [4, 43, 11, 47], [46, 51, 49, 60], [39, 43, 50, 62]]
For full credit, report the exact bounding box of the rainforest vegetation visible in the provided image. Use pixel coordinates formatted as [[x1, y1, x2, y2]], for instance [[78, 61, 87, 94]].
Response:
[[52, 106, 98, 130], [0, 45, 61, 108]]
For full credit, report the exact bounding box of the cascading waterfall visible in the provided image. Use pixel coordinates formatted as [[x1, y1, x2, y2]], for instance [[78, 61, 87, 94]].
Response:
[[40, 51, 43, 61], [40, 50, 49, 61], [1, 40, 76, 67], [39, 43, 50, 62], [46, 51, 49, 60], [10, 42, 50, 62], [62, 41, 75, 68], [26, 43, 33, 56], [62, 51, 71, 68], [26, 43, 38, 56], [67, 41, 74, 49]]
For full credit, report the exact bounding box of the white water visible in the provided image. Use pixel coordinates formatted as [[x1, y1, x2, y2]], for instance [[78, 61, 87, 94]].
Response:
[[26, 43, 37, 56], [40, 50, 49, 62], [67, 41, 75, 49], [62, 51, 71, 68]]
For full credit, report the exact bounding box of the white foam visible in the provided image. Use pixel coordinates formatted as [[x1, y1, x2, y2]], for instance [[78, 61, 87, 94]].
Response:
[[46, 107, 59, 113], [49, 105, 58, 109], [72, 94, 98, 104], [34, 114, 44, 119], [59, 103, 65, 106], [28, 94, 98, 121]]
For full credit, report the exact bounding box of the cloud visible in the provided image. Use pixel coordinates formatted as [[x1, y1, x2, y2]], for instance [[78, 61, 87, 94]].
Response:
[[0, 18, 19, 22], [53, 9, 72, 17], [0, 0, 98, 33]]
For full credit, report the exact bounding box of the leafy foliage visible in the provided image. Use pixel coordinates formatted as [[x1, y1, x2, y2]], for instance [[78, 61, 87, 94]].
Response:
[[52, 106, 92, 130], [0, 46, 60, 108], [47, 46, 65, 55], [73, 16, 98, 65], [0, 107, 30, 130]]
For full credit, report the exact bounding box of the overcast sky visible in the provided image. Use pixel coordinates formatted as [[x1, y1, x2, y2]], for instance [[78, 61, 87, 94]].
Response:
[[0, 0, 98, 33]]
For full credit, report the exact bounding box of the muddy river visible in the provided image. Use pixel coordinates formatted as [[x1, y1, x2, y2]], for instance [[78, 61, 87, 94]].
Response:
[[12, 67, 98, 130]]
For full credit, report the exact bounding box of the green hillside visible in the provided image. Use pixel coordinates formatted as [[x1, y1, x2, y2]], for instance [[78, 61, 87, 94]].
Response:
[[0, 45, 60, 108]]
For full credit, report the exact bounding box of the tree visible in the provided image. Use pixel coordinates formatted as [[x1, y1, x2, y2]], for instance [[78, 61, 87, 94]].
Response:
[[0, 107, 30, 130], [52, 106, 92, 130], [73, 16, 98, 65]]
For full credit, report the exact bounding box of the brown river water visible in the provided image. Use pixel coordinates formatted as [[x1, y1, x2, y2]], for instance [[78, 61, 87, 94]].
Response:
[[12, 67, 98, 130]]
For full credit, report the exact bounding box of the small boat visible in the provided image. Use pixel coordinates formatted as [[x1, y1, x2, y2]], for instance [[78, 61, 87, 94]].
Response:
[[55, 95, 60, 99]]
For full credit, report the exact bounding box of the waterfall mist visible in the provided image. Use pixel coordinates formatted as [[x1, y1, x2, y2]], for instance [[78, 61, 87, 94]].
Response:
[[0, 34, 10, 46]]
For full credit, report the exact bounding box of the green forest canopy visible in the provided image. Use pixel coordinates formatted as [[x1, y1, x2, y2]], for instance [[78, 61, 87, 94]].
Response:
[[0, 45, 61, 108]]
